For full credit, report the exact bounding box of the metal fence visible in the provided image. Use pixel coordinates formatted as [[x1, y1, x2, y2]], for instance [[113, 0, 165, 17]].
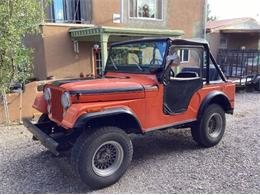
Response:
[[217, 49, 260, 79]]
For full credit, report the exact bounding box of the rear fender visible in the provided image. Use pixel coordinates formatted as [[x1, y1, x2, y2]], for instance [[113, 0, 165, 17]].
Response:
[[198, 91, 233, 120]]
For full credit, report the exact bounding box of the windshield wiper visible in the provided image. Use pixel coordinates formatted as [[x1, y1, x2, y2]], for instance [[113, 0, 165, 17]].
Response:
[[110, 56, 118, 70]]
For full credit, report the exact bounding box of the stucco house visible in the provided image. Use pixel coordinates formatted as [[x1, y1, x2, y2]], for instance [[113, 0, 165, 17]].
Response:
[[206, 18, 260, 81], [26, 0, 207, 80], [206, 18, 260, 58]]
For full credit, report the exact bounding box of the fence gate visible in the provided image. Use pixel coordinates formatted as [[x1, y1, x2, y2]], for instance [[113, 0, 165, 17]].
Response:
[[217, 49, 260, 79]]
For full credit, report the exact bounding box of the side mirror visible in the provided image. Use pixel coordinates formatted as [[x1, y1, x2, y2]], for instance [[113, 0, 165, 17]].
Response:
[[165, 54, 181, 69], [160, 53, 180, 84]]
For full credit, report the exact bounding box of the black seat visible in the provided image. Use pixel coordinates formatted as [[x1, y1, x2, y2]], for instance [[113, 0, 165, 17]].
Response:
[[176, 71, 199, 78], [181, 67, 219, 81]]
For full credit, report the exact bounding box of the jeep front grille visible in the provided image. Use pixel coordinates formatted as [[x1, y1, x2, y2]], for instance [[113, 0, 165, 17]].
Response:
[[50, 88, 63, 122]]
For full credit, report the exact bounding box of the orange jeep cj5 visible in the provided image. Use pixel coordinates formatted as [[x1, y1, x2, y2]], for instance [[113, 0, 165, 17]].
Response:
[[24, 38, 235, 189]]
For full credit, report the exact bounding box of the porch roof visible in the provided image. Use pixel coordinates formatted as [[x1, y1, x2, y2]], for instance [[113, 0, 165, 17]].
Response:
[[220, 29, 260, 34], [69, 26, 184, 40]]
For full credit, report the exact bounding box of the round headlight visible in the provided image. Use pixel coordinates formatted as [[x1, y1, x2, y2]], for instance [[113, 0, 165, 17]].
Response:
[[61, 92, 71, 110], [44, 88, 51, 102]]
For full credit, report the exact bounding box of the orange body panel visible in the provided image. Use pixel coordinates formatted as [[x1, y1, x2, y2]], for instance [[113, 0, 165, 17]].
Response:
[[33, 94, 48, 114], [33, 72, 235, 132]]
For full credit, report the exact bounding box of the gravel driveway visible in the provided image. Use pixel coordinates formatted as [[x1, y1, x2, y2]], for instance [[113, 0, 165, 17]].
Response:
[[0, 92, 259, 193]]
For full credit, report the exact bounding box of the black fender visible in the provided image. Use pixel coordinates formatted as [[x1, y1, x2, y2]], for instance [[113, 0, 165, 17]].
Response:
[[73, 107, 143, 133], [197, 91, 233, 120]]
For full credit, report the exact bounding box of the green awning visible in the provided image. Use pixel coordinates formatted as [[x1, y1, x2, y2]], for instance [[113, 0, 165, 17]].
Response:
[[69, 26, 184, 39]]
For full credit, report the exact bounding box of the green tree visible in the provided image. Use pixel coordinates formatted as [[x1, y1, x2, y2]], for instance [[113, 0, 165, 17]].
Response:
[[0, 0, 48, 91], [207, 4, 217, 22]]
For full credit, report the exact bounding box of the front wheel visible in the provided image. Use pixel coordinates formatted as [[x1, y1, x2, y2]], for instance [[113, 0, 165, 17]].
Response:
[[71, 126, 133, 189], [191, 104, 226, 147]]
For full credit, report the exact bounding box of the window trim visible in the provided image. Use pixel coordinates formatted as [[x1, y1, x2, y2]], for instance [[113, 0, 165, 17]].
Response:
[[128, 0, 164, 21]]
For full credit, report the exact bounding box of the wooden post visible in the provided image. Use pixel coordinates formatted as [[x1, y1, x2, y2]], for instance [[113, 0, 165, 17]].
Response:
[[100, 33, 109, 75], [2, 88, 10, 125]]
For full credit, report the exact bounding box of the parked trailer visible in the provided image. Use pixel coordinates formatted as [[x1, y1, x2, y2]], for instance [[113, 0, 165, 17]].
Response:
[[217, 49, 260, 91]]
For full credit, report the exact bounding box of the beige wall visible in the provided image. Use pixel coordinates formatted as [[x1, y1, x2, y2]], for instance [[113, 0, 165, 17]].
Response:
[[167, 0, 206, 38], [225, 33, 259, 49], [92, 0, 205, 37], [42, 25, 93, 79], [207, 32, 221, 59], [207, 32, 260, 59], [24, 34, 47, 80], [92, 0, 123, 27], [0, 82, 41, 124], [26, 25, 94, 80]]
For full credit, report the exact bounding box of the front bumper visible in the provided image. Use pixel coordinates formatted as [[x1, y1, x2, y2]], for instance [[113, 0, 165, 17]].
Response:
[[23, 118, 59, 156]]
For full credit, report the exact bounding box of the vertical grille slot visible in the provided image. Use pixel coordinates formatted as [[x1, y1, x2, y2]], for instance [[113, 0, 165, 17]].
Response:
[[50, 88, 63, 122]]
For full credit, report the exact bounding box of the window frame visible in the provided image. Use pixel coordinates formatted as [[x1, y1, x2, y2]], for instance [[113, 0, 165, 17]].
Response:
[[105, 40, 168, 74], [170, 45, 205, 78], [128, 0, 164, 21]]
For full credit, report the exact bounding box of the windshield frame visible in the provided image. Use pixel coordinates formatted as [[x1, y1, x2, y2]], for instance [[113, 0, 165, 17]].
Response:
[[104, 39, 170, 75]]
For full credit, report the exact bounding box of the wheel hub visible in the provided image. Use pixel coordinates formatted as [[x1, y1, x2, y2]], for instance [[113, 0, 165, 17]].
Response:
[[92, 141, 124, 177], [207, 113, 223, 138]]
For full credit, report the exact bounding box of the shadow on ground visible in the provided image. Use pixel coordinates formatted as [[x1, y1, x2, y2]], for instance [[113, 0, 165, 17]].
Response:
[[1, 128, 201, 193]]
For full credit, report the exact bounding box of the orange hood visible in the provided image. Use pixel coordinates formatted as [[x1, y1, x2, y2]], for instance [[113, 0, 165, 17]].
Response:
[[49, 74, 158, 103]]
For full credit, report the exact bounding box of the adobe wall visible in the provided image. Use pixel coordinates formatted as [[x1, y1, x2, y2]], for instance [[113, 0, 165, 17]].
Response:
[[0, 82, 41, 124], [225, 33, 259, 49], [92, 0, 206, 38], [167, 0, 206, 38], [25, 24, 95, 80], [207, 32, 221, 59], [42, 25, 93, 79]]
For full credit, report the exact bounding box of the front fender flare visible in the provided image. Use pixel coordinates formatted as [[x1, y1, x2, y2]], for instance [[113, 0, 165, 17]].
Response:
[[73, 107, 142, 130]]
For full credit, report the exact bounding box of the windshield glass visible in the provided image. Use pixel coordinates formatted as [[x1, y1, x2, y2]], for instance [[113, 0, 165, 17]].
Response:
[[105, 41, 167, 74]]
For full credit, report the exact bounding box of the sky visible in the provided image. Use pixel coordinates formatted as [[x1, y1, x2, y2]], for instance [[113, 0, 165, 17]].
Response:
[[208, 0, 260, 21]]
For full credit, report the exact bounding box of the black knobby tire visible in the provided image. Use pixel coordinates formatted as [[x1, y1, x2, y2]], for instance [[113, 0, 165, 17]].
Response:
[[191, 104, 226, 147], [38, 114, 49, 123], [71, 126, 133, 189]]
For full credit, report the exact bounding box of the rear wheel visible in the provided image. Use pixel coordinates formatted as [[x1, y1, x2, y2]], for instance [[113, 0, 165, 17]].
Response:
[[191, 104, 226, 147], [71, 126, 133, 189]]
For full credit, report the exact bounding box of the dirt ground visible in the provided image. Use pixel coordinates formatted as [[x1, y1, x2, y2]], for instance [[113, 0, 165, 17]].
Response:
[[0, 91, 259, 193]]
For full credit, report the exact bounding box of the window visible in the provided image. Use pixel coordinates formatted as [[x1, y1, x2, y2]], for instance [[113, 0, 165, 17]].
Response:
[[180, 49, 190, 63], [53, 0, 64, 21], [129, 0, 163, 20], [220, 37, 227, 49], [168, 46, 204, 77], [48, 0, 91, 23]]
